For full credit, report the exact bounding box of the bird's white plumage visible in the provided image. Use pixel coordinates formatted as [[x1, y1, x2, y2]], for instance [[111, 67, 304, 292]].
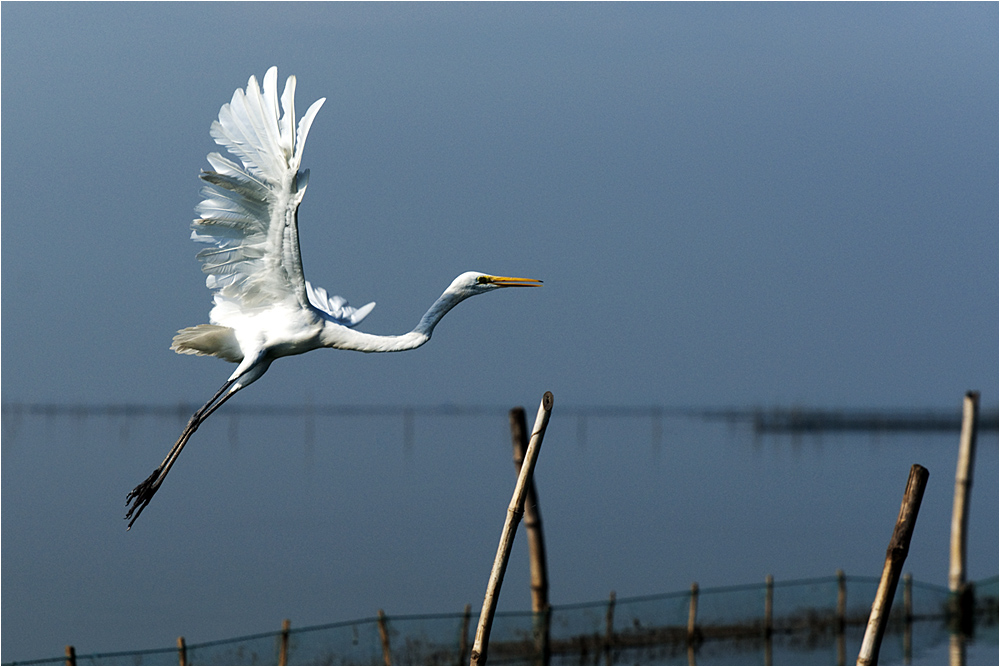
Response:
[[127, 68, 540, 529], [193, 67, 373, 327]]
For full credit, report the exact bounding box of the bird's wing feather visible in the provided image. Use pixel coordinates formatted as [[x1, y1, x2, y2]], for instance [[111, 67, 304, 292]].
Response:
[[305, 281, 377, 326], [192, 67, 374, 328]]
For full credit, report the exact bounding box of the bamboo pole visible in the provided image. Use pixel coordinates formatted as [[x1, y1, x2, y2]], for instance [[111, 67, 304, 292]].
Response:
[[836, 570, 847, 631], [687, 583, 699, 643], [177, 636, 187, 666], [764, 574, 774, 666], [687, 582, 699, 666], [470, 391, 554, 666], [509, 406, 552, 665], [949, 392, 978, 625], [64, 645, 76, 667], [949, 633, 966, 667], [604, 590, 616, 666], [946, 393, 977, 667], [278, 618, 290, 666], [856, 464, 929, 666], [458, 604, 472, 666], [837, 570, 847, 666], [764, 574, 774, 636], [377, 609, 393, 666], [508, 407, 550, 614]]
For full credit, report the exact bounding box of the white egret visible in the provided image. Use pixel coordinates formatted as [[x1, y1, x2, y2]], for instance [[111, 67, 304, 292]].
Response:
[[125, 67, 540, 529]]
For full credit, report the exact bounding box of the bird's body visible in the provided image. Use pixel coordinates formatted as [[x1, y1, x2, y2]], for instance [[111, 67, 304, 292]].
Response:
[[125, 68, 539, 528]]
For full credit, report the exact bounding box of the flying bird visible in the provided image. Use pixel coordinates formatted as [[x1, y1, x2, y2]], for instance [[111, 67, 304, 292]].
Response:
[[125, 67, 540, 529]]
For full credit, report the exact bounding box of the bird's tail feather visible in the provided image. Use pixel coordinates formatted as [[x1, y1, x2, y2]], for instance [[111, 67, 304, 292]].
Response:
[[171, 324, 242, 363]]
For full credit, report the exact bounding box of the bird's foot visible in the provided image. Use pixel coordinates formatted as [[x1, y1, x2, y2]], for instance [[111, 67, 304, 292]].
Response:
[[125, 468, 161, 530]]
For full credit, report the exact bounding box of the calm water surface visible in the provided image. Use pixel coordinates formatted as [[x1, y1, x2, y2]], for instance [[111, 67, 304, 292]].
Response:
[[2, 406, 996, 663]]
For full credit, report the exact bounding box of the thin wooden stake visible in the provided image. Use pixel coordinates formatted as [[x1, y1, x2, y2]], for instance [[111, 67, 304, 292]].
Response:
[[377, 609, 393, 666], [687, 582, 699, 666], [836, 569, 847, 666], [764, 574, 774, 666], [857, 464, 929, 666], [604, 590, 616, 666], [687, 582, 699, 642], [278, 618, 290, 666], [471, 392, 554, 666], [949, 392, 978, 625], [458, 603, 472, 666], [64, 645, 76, 667], [836, 569, 847, 631], [764, 574, 774, 636], [177, 636, 187, 666]]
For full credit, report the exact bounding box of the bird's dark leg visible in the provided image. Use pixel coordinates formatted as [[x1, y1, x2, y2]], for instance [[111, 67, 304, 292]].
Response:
[[125, 379, 239, 529]]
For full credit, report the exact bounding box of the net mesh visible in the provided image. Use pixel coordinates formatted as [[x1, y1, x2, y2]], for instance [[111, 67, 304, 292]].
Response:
[[9, 575, 996, 666]]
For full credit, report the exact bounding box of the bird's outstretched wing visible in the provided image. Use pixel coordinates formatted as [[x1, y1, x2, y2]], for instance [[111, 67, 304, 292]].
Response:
[[192, 67, 374, 328]]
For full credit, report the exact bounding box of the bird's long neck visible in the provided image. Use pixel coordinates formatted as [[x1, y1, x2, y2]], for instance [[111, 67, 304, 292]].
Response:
[[320, 288, 467, 353]]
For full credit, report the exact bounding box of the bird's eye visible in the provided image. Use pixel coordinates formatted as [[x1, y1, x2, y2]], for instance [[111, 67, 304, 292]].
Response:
[[477, 275, 490, 285]]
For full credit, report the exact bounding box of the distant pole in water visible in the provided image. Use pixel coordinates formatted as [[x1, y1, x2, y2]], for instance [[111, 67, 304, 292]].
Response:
[[857, 464, 929, 666], [377, 610, 392, 666], [836, 570, 847, 666], [278, 619, 290, 666], [687, 582, 699, 666], [764, 574, 774, 666], [949, 393, 978, 595]]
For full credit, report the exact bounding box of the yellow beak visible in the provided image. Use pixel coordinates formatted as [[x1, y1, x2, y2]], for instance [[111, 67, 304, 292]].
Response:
[[484, 275, 543, 287]]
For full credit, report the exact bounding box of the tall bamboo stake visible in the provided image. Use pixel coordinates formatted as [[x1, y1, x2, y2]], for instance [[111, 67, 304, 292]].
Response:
[[177, 636, 187, 666], [509, 406, 551, 665], [377, 609, 393, 666], [471, 392, 554, 666], [509, 407, 550, 613], [856, 464, 929, 666], [949, 392, 978, 616], [64, 645, 76, 667], [278, 618, 290, 666], [458, 603, 472, 666]]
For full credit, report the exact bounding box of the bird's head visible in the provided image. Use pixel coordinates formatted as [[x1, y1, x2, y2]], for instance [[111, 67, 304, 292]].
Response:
[[448, 272, 543, 298]]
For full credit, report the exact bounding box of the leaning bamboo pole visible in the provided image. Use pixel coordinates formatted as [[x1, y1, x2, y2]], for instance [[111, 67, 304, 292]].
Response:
[[856, 464, 929, 666], [471, 392, 554, 666]]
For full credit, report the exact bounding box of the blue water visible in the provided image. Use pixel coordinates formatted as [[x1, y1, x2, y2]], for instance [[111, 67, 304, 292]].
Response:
[[1, 405, 996, 664]]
